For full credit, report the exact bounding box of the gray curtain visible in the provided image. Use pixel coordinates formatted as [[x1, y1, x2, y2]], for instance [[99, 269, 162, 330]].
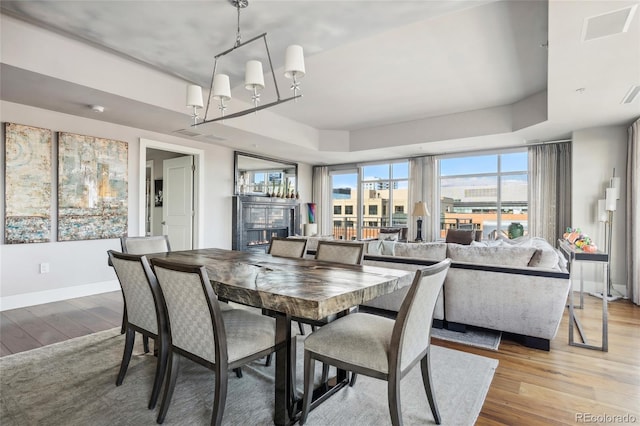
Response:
[[312, 166, 332, 236], [408, 156, 435, 242], [528, 142, 572, 245], [627, 119, 639, 305]]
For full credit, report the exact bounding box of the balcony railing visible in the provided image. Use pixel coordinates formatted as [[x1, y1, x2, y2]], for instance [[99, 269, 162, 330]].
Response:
[[332, 216, 407, 240]]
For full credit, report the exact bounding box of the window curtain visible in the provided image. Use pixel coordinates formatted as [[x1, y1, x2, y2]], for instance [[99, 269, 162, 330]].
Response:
[[312, 166, 332, 236], [408, 156, 435, 242], [627, 119, 639, 305], [528, 142, 572, 244]]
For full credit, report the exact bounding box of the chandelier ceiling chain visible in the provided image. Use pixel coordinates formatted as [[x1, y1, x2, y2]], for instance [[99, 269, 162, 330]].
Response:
[[185, 0, 305, 126]]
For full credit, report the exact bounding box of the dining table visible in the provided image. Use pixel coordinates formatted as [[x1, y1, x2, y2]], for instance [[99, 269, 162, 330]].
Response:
[[147, 248, 414, 426]]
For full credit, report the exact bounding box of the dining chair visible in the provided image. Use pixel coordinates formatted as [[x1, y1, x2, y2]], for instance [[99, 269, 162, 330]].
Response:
[[314, 240, 365, 265], [268, 237, 308, 338], [268, 236, 308, 258], [150, 258, 277, 425], [299, 258, 452, 426], [118, 235, 171, 351], [107, 250, 168, 410]]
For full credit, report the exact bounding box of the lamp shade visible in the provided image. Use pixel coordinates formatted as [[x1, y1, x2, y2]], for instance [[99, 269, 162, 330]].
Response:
[[284, 45, 305, 79], [605, 188, 617, 211], [244, 60, 265, 90], [186, 85, 204, 108], [610, 177, 621, 200], [597, 199, 608, 222], [212, 74, 231, 100], [412, 201, 430, 217]]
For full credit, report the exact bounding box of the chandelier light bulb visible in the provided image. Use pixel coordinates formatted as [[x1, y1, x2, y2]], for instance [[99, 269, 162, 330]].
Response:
[[245, 60, 265, 90], [284, 45, 305, 79], [212, 74, 231, 101], [186, 85, 204, 108]]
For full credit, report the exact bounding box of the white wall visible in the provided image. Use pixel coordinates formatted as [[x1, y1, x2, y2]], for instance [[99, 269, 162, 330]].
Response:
[[0, 101, 313, 310], [571, 125, 628, 295]]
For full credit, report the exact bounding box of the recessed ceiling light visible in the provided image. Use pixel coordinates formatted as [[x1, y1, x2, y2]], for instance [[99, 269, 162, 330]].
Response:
[[90, 105, 104, 113]]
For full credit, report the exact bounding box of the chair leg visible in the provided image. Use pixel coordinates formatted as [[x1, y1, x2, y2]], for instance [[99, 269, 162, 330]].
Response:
[[120, 310, 127, 334], [212, 365, 229, 426], [387, 368, 402, 426], [157, 352, 180, 424], [264, 353, 272, 367], [116, 328, 135, 386], [321, 363, 330, 384], [298, 321, 305, 335], [233, 367, 243, 378], [143, 336, 150, 353], [349, 372, 358, 387], [299, 351, 316, 425], [420, 349, 441, 424], [149, 337, 169, 409]]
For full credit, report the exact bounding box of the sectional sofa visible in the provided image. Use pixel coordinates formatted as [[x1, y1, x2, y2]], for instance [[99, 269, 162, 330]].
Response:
[[297, 235, 571, 350]]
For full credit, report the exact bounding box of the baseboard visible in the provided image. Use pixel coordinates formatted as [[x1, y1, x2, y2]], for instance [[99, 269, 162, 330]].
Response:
[[0, 280, 120, 312]]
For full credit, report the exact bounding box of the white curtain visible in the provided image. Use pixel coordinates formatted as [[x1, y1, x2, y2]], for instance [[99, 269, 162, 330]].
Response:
[[626, 119, 639, 305], [408, 156, 435, 242], [312, 166, 332, 236], [528, 143, 572, 244]]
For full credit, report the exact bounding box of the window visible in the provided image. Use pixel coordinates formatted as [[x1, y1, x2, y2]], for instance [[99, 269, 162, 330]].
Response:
[[438, 151, 528, 240], [329, 161, 409, 240]]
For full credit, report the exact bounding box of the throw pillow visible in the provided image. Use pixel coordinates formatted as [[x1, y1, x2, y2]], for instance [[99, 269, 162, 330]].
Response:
[[378, 231, 400, 241], [366, 240, 383, 255], [445, 229, 476, 245], [381, 240, 396, 256]]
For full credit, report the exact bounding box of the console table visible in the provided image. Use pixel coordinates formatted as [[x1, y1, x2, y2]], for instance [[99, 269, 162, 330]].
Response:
[[558, 239, 609, 352]]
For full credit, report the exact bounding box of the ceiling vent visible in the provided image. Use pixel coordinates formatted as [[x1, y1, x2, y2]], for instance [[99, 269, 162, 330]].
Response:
[[173, 129, 200, 137], [201, 134, 227, 142], [582, 5, 637, 41], [622, 85, 640, 104]]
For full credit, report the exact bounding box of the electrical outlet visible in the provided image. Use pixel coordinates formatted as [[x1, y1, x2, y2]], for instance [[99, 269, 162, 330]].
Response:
[[39, 263, 50, 274]]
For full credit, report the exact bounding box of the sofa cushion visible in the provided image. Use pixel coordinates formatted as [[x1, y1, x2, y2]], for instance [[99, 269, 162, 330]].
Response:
[[378, 231, 399, 241], [446, 243, 538, 268], [394, 242, 447, 261], [379, 227, 408, 241], [445, 229, 476, 245]]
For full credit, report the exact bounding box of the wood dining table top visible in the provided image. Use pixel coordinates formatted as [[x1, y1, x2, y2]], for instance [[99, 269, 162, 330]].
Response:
[[148, 248, 414, 321]]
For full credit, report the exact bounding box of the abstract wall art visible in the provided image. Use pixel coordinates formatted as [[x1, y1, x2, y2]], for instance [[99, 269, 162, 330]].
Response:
[[4, 123, 53, 244], [58, 132, 128, 241]]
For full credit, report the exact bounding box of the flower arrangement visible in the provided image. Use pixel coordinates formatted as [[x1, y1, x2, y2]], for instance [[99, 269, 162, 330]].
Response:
[[563, 227, 598, 253]]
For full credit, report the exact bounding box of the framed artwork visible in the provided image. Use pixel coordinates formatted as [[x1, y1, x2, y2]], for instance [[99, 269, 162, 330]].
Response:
[[4, 123, 53, 243], [154, 180, 163, 207], [58, 132, 128, 241]]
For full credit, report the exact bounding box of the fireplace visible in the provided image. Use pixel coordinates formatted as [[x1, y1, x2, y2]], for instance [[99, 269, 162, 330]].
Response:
[[232, 196, 300, 253]]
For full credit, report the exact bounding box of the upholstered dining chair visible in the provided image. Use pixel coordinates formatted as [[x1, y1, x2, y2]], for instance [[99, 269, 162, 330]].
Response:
[[268, 237, 308, 336], [314, 240, 365, 265], [150, 258, 277, 426], [118, 235, 172, 352], [268, 236, 308, 258], [107, 250, 168, 410], [299, 259, 452, 426]]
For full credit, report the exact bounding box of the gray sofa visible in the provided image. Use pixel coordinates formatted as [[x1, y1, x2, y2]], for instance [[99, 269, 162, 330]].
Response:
[[358, 238, 570, 350]]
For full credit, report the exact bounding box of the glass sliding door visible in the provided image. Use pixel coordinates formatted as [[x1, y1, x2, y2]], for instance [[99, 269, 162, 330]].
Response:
[[331, 171, 358, 240]]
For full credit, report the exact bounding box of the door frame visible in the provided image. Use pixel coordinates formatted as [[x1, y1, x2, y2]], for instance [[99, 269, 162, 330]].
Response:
[[139, 138, 204, 248]]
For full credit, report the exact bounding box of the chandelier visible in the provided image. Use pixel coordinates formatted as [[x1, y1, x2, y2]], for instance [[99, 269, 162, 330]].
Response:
[[186, 0, 305, 126]]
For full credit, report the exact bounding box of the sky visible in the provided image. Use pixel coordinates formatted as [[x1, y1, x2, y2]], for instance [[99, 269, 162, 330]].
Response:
[[331, 152, 528, 189]]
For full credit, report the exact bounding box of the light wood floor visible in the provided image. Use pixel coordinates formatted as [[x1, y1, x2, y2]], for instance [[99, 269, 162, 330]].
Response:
[[1, 291, 638, 424]]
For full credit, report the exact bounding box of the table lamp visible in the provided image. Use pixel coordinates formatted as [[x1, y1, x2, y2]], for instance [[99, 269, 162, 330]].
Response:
[[412, 201, 430, 242]]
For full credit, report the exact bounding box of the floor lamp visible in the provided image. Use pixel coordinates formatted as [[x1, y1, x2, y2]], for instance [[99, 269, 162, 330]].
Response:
[[412, 201, 430, 242], [593, 170, 621, 301]]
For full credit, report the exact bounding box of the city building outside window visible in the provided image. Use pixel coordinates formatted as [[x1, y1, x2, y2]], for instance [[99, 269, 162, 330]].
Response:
[[438, 150, 528, 240]]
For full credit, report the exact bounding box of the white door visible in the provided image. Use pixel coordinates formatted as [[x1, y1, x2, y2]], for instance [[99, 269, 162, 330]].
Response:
[[163, 155, 194, 250]]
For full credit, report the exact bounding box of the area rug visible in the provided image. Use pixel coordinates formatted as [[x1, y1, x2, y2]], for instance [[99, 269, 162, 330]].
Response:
[[431, 326, 502, 351], [0, 328, 498, 425]]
